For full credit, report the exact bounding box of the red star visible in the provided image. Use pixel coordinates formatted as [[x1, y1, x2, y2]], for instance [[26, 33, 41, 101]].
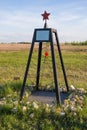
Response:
[[41, 11, 50, 20]]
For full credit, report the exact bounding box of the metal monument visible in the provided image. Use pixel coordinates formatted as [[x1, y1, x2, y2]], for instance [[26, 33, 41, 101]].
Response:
[[20, 11, 69, 104]]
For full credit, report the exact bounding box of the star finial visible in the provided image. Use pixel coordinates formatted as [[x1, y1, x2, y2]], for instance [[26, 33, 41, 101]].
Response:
[[41, 11, 50, 21]]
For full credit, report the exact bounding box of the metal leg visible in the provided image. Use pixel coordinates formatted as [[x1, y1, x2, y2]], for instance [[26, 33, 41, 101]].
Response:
[[20, 41, 35, 100], [55, 31, 69, 92], [50, 33, 61, 104], [36, 42, 42, 90]]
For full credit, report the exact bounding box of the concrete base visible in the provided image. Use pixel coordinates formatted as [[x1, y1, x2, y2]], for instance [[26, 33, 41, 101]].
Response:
[[29, 90, 68, 105]]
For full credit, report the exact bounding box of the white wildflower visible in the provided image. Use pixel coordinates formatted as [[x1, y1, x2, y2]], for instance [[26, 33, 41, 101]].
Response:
[[70, 85, 75, 91], [26, 101, 30, 105], [63, 105, 69, 111], [79, 96, 84, 101], [12, 107, 17, 113], [77, 88, 87, 94], [60, 112, 65, 116], [70, 106, 76, 112], [22, 106, 27, 113], [47, 85, 50, 89], [73, 112, 77, 116], [44, 104, 51, 112], [30, 113, 34, 118], [46, 103, 49, 108], [33, 102, 39, 109], [75, 95, 79, 100], [13, 101, 18, 107]]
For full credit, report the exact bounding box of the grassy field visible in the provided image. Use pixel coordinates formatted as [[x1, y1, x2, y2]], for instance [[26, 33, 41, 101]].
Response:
[[0, 44, 87, 130], [0, 44, 87, 89]]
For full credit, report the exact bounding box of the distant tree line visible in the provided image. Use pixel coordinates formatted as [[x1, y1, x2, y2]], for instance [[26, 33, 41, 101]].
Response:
[[0, 41, 87, 45], [64, 41, 87, 45], [17, 42, 31, 44], [0, 42, 31, 44]]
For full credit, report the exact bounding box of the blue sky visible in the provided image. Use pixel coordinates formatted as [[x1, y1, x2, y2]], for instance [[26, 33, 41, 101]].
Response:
[[0, 0, 87, 43]]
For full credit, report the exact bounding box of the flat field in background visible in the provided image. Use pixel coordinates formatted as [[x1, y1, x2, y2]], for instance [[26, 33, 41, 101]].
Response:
[[0, 43, 87, 89]]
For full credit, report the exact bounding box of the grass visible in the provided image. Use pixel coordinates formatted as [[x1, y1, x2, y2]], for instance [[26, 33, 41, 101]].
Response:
[[0, 44, 87, 130], [0, 51, 28, 84], [0, 45, 87, 89], [62, 51, 87, 88]]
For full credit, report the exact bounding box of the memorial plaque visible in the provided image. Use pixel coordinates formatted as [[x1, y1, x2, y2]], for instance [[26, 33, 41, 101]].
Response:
[[35, 29, 50, 42]]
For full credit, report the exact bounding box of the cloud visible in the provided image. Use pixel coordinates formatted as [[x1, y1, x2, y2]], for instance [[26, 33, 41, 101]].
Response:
[[0, 10, 41, 28], [0, 10, 43, 42], [0, 32, 32, 42], [59, 12, 81, 21], [0, 0, 87, 43]]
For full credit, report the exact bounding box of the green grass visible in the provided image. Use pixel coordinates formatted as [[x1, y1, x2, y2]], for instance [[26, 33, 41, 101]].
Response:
[[0, 45, 87, 89], [0, 44, 87, 130], [0, 51, 28, 84], [62, 51, 87, 89]]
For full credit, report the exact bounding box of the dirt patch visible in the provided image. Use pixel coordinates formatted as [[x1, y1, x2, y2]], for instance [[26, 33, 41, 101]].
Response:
[[0, 44, 31, 51], [0, 43, 87, 52], [60, 45, 87, 52]]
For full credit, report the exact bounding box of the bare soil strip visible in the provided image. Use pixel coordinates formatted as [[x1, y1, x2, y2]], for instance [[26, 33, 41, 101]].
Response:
[[0, 43, 87, 51]]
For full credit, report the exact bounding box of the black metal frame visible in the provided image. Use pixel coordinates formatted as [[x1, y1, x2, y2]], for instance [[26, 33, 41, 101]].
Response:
[[20, 28, 69, 104]]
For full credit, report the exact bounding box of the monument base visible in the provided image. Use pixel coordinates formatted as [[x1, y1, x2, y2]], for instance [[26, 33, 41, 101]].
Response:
[[29, 90, 68, 105]]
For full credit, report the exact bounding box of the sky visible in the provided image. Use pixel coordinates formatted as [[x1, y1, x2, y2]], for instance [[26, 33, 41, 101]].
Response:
[[0, 0, 87, 43]]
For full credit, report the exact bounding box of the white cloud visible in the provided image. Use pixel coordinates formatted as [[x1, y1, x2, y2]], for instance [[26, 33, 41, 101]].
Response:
[[0, 10, 41, 28], [59, 12, 81, 21], [0, 0, 87, 43], [0, 10, 43, 42], [0, 32, 32, 43]]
